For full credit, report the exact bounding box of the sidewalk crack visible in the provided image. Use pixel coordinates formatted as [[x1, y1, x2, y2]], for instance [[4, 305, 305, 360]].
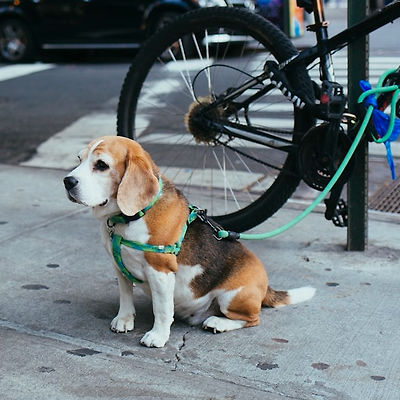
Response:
[[173, 328, 192, 371]]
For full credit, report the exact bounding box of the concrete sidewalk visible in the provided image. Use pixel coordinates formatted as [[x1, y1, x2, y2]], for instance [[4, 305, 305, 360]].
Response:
[[1, 163, 399, 399]]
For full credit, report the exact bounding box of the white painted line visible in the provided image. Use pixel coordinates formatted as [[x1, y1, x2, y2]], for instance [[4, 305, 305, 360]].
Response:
[[0, 63, 56, 82], [160, 166, 266, 192], [20, 112, 117, 170]]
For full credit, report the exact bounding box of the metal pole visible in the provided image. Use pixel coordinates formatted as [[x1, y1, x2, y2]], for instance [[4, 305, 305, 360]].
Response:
[[347, 0, 369, 251]]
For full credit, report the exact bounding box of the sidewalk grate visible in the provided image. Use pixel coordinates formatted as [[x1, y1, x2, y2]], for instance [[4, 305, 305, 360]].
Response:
[[369, 177, 400, 213]]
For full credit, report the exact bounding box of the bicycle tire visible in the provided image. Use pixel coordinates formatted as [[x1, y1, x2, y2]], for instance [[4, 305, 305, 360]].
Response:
[[117, 7, 314, 232]]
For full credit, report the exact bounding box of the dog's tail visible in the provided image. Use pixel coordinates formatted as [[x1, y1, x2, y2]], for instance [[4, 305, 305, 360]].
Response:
[[262, 286, 316, 308]]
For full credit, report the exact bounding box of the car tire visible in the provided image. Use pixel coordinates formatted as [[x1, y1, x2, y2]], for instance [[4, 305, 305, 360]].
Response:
[[0, 18, 36, 63]]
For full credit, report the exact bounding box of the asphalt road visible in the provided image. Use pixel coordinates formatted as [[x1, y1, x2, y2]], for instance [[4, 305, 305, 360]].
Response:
[[0, 53, 132, 165]]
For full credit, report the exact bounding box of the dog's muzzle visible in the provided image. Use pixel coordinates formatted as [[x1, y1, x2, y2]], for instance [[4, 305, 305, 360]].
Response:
[[64, 176, 79, 203], [63, 176, 108, 207]]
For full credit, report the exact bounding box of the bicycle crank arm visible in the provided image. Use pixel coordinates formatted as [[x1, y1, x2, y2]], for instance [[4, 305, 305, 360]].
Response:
[[324, 183, 348, 227]]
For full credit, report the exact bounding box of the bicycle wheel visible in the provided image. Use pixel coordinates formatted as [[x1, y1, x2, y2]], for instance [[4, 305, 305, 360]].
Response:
[[117, 7, 314, 232]]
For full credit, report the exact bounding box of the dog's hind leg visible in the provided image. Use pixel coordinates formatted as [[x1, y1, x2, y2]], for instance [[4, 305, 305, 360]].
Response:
[[202, 287, 263, 333]]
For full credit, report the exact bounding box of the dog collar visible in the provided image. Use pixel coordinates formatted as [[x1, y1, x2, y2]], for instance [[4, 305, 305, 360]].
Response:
[[108, 177, 163, 225]]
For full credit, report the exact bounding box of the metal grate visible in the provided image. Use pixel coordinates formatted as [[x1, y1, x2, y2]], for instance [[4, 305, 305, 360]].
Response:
[[369, 177, 400, 213]]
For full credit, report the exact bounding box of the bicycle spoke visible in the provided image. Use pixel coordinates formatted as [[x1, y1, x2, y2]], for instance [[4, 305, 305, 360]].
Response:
[[118, 7, 314, 230]]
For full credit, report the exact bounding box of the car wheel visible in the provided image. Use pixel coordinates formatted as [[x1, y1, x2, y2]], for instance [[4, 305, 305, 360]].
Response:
[[0, 18, 36, 63]]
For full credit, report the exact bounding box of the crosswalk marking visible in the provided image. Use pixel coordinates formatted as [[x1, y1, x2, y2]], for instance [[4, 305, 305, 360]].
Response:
[[161, 166, 266, 192], [0, 63, 55, 82], [309, 54, 399, 85], [14, 54, 400, 172], [20, 112, 117, 170]]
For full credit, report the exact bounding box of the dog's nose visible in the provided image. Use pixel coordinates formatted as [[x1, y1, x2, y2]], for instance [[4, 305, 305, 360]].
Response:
[[64, 176, 79, 191]]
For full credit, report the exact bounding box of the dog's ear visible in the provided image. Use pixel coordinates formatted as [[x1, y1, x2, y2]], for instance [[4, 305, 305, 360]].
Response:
[[117, 149, 160, 216]]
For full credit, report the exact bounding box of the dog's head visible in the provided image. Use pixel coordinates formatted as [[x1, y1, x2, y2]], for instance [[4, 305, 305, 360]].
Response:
[[63, 136, 160, 217]]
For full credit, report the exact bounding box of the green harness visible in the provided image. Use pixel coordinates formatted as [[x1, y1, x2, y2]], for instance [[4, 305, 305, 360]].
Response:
[[106, 178, 198, 284]]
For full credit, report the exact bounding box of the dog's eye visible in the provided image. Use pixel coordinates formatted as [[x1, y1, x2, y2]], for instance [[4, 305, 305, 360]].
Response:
[[94, 160, 109, 171]]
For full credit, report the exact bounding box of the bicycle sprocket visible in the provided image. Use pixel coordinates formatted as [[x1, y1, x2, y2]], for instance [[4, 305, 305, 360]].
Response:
[[298, 123, 355, 191]]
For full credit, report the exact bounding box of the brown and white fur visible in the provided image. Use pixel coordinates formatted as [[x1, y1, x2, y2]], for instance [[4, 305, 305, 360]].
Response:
[[64, 136, 315, 348]]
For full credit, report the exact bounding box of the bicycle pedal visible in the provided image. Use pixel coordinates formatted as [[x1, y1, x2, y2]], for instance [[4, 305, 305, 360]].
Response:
[[330, 199, 348, 228]]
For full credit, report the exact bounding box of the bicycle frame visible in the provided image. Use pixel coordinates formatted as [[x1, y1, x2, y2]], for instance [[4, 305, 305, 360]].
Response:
[[202, 0, 400, 154], [287, 0, 400, 77]]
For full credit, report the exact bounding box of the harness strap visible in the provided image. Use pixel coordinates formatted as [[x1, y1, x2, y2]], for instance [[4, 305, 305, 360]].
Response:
[[110, 205, 199, 284], [111, 234, 144, 284]]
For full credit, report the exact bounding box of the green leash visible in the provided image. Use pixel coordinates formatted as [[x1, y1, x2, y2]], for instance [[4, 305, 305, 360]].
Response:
[[218, 70, 399, 241]]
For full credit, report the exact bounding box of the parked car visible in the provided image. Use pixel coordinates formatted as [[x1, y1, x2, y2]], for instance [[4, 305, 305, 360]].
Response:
[[0, 0, 255, 63]]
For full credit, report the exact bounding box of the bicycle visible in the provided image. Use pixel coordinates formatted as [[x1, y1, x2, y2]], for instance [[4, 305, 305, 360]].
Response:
[[117, 0, 400, 233]]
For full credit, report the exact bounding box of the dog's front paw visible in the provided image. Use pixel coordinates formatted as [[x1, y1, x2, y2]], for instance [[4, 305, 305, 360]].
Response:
[[140, 329, 169, 348], [110, 314, 134, 333]]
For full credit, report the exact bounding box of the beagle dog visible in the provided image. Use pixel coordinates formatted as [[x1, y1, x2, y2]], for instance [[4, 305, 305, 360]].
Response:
[[64, 136, 315, 348]]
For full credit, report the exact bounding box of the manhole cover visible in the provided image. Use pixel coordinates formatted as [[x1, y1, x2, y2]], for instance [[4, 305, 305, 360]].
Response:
[[369, 177, 400, 213]]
